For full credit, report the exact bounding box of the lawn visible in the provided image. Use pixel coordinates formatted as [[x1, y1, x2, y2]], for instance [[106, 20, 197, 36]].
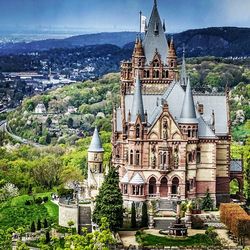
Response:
[[136, 232, 218, 247], [0, 193, 58, 230]]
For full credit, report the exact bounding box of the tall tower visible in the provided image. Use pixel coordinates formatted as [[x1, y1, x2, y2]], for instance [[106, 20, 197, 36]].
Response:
[[87, 127, 104, 198]]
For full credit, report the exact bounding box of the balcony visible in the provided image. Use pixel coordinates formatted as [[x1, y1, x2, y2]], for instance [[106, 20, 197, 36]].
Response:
[[159, 164, 172, 174]]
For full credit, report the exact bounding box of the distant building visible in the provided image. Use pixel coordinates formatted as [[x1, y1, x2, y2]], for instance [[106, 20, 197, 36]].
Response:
[[35, 103, 46, 114]]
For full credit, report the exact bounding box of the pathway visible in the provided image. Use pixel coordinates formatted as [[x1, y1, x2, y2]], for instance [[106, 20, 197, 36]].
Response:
[[118, 231, 138, 247]]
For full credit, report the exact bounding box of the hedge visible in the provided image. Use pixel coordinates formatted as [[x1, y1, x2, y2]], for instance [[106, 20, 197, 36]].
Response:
[[220, 203, 250, 239]]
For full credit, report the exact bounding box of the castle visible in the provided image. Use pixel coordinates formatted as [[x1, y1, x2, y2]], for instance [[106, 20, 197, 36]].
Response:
[[111, 0, 231, 207]]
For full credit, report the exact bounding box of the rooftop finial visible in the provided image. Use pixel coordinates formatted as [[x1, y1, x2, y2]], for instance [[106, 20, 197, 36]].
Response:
[[154, 0, 157, 7], [163, 19, 166, 32]]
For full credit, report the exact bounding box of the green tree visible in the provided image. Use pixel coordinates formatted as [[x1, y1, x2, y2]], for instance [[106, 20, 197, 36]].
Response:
[[44, 218, 48, 228], [46, 117, 52, 127], [140, 202, 148, 228], [93, 167, 123, 232], [131, 202, 137, 228], [31, 221, 36, 232], [67, 117, 74, 128], [202, 189, 214, 210], [62, 217, 115, 250], [37, 219, 42, 230], [0, 229, 12, 250]]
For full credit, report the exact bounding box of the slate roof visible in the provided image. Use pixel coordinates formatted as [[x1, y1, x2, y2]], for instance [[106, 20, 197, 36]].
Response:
[[88, 127, 104, 152], [131, 74, 145, 122], [142, 0, 168, 65], [118, 80, 228, 138], [179, 78, 198, 124], [230, 160, 243, 172], [130, 172, 145, 185], [121, 172, 129, 183], [180, 50, 188, 87]]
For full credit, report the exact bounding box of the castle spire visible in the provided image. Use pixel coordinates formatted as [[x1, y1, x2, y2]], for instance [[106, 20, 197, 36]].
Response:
[[142, 0, 168, 64], [88, 127, 104, 152], [180, 45, 187, 87], [131, 73, 145, 122], [179, 78, 197, 124]]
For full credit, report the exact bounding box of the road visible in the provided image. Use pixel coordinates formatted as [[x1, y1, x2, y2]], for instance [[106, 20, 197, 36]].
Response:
[[1, 120, 44, 148]]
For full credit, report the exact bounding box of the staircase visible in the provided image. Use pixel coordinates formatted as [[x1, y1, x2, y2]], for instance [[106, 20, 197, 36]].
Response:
[[78, 205, 92, 233]]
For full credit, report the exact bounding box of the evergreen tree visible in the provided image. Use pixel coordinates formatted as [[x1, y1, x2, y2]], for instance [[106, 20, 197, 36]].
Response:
[[44, 218, 48, 228], [202, 189, 214, 210], [131, 202, 137, 228], [37, 219, 41, 230], [140, 202, 148, 228], [92, 166, 123, 232], [45, 231, 50, 244], [30, 221, 36, 232]]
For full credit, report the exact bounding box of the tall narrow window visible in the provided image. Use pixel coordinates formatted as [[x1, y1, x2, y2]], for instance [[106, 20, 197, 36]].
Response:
[[135, 150, 140, 165], [153, 70, 159, 78], [130, 150, 133, 165], [196, 147, 201, 163], [188, 152, 193, 162], [136, 124, 140, 138]]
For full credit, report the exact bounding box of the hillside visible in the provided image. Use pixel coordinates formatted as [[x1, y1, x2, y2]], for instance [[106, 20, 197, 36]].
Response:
[[5, 58, 250, 147], [0, 27, 250, 57]]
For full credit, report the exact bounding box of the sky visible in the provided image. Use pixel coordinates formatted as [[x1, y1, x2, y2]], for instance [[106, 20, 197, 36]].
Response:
[[0, 0, 249, 33]]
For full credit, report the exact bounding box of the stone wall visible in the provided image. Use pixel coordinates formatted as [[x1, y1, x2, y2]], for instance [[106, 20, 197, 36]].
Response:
[[58, 203, 78, 228]]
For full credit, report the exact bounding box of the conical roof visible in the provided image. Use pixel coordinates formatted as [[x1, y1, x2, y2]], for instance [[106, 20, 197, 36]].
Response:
[[88, 127, 104, 152], [131, 73, 145, 122], [180, 48, 187, 87], [142, 0, 168, 64], [179, 78, 198, 124]]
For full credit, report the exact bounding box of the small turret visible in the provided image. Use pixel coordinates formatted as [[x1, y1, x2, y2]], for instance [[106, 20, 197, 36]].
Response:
[[131, 73, 145, 123], [179, 78, 197, 124], [87, 127, 104, 197]]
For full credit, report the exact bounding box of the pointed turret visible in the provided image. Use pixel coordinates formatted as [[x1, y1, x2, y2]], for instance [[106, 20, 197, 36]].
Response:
[[180, 47, 188, 87], [131, 73, 145, 122], [88, 127, 104, 152], [179, 78, 198, 124], [143, 0, 168, 64]]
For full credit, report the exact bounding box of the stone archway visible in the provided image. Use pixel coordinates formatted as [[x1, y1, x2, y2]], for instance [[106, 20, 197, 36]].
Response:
[[148, 177, 156, 195], [171, 177, 179, 195], [160, 177, 168, 197]]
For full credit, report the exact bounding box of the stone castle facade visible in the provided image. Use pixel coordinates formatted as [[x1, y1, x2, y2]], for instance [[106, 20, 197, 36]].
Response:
[[111, 0, 231, 207]]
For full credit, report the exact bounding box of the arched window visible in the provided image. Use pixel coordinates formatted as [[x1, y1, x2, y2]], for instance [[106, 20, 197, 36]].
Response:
[[138, 59, 142, 67], [187, 129, 192, 138], [172, 177, 179, 194], [135, 150, 140, 165], [188, 152, 193, 162], [171, 60, 175, 67], [153, 59, 159, 67], [130, 150, 133, 165], [136, 124, 140, 138], [163, 152, 167, 165], [149, 177, 156, 194], [196, 147, 201, 163], [99, 163, 102, 173], [153, 70, 159, 78]]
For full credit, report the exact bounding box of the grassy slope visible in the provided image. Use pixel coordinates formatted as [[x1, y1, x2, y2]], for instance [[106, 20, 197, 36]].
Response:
[[0, 193, 58, 230]]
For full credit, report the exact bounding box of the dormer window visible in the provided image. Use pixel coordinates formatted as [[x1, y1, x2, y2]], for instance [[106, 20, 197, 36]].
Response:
[[197, 103, 204, 115], [153, 59, 160, 67]]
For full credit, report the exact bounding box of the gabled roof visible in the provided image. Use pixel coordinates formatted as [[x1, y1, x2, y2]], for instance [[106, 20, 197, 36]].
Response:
[[88, 127, 104, 152], [130, 172, 145, 185], [142, 0, 168, 65], [121, 173, 129, 183], [131, 74, 145, 122], [178, 78, 198, 124]]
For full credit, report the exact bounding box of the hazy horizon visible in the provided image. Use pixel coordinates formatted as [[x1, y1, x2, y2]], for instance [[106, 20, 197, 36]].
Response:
[[0, 0, 249, 35]]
